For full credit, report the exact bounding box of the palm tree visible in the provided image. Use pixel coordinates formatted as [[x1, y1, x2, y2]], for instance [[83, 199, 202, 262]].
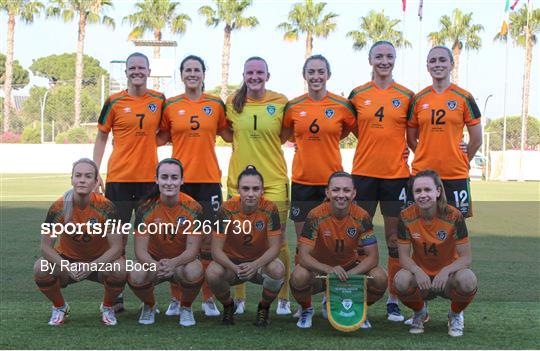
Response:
[[47, 0, 115, 127], [495, 4, 540, 149], [428, 8, 483, 84], [1, 0, 43, 133], [277, 0, 337, 91], [123, 0, 191, 90], [198, 0, 258, 100], [347, 10, 411, 52]]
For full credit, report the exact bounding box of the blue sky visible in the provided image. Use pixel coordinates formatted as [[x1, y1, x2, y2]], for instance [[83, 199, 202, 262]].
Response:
[[1, 0, 539, 121]]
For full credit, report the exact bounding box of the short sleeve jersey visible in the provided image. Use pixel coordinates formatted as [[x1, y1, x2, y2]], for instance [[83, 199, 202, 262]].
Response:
[[349, 82, 413, 179], [283, 92, 356, 185], [44, 193, 119, 262], [97, 89, 165, 182], [299, 202, 377, 268], [407, 84, 481, 179], [213, 196, 281, 262], [226, 90, 288, 189], [134, 192, 202, 260], [161, 93, 227, 183], [398, 204, 469, 276]]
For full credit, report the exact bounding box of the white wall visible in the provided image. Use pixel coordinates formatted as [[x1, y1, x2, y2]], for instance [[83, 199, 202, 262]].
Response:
[[1, 145, 538, 181]]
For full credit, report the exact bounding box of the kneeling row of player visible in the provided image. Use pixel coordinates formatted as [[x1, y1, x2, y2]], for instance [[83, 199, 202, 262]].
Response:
[[34, 158, 476, 336]]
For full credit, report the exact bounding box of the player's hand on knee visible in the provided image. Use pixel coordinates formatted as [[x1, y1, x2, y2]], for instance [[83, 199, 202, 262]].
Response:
[[431, 269, 449, 292], [157, 259, 175, 279], [328, 266, 348, 282], [238, 262, 257, 280], [413, 269, 431, 290]]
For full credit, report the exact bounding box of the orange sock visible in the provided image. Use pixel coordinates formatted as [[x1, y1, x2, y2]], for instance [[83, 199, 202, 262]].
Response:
[[35, 274, 65, 308], [180, 277, 204, 308], [291, 283, 312, 310], [451, 288, 477, 313], [170, 281, 182, 301], [397, 287, 424, 312], [128, 279, 155, 307], [260, 287, 279, 308], [103, 275, 126, 308], [387, 255, 401, 296]]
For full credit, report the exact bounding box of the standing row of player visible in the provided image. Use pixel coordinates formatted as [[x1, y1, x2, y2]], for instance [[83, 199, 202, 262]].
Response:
[[34, 39, 481, 336]]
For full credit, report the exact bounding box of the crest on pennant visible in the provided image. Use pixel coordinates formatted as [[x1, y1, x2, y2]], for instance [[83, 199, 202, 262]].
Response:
[[342, 299, 353, 310]]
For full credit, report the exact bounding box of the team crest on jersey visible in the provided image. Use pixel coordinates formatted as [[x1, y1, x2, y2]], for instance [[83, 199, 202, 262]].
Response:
[[87, 218, 98, 229], [325, 108, 335, 118], [255, 220, 265, 231], [392, 99, 401, 108], [342, 299, 353, 310], [346, 227, 357, 237], [292, 206, 300, 217], [267, 105, 276, 116], [176, 216, 187, 225], [447, 100, 457, 110], [437, 230, 447, 241], [203, 106, 213, 116], [148, 103, 157, 113]]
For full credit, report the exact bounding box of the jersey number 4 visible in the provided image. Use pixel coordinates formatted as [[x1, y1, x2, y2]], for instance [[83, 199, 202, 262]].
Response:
[[375, 107, 384, 122]]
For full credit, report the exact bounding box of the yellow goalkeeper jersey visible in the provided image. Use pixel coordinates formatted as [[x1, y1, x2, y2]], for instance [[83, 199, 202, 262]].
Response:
[[226, 90, 288, 190]]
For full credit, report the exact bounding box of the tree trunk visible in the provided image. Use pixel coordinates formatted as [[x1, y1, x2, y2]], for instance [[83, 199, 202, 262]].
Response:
[[304, 31, 313, 92], [221, 24, 232, 101], [3, 13, 15, 133], [74, 10, 87, 127], [521, 27, 532, 150], [451, 44, 460, 84], [153, 29, 161, 90]]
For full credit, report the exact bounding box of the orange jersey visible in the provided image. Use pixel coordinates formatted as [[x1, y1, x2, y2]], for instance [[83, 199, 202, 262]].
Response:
[[349, 82, 413, 178], [161, 93, 227, 183], [44, 193, 118, 262], [398, 204, 469, 276], [98, 89, 165, 182], [283, 92, 356, 185], [407, 84, 481, 179], [214, 196, 281, 262], [299, 202, 376, 268], [135, 192, 202, 260]]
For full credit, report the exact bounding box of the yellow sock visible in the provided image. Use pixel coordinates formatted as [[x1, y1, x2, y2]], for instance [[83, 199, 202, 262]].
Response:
[[234, 283, 247, 301]]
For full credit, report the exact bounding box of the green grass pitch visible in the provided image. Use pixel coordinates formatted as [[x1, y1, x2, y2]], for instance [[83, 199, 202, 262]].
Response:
[[1, 175, 539, 349]]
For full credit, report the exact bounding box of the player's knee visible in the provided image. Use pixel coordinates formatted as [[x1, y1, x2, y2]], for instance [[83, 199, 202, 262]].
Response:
[[205, 262, 225, 285], [265, 259, 285, 280], [290, 265, 311, 289], [394, 269, 414, 293], [369, 266, 388, 291], [128, 269, 149, 286], [262, 273, 284, 293], [34, 258, 51, 277], [455, 268, 477, 293], [180, 260, 204, 282], [109, 258, 127, 280]]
